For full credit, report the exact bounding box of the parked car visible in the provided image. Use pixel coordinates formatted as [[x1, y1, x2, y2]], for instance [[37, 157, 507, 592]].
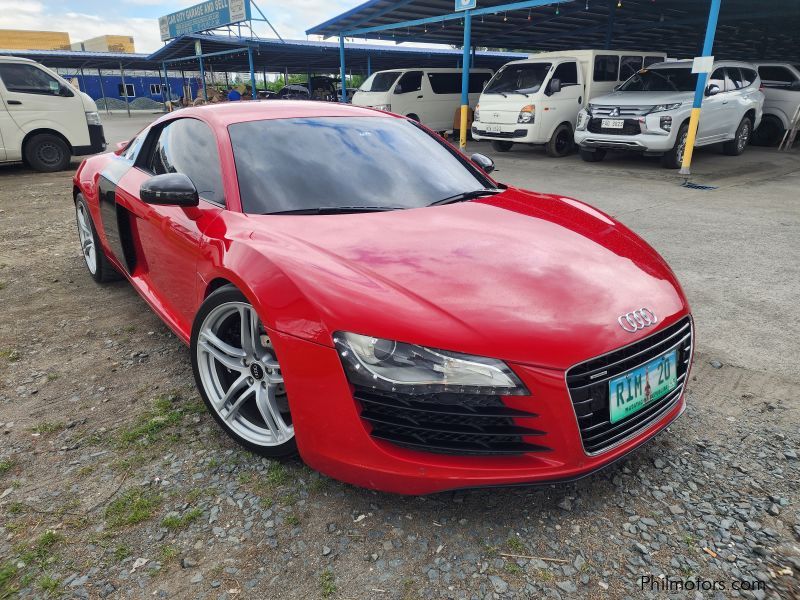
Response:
[[0, 56, 106, 171], [351, 67, 493, 132], [274, 77, 338, 102], [472, 50, 666, 156], [574, 60, 764, 168], [750, 62, 800, 146], [73, 100, 693, 495]]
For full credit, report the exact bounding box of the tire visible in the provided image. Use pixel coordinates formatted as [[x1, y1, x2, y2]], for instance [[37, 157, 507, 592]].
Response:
[[751, 115, 784, 147], [723, 117, 753, 156], [579, 147, 606, 162], [190, 286, 297, 458], [545, 123, 574, 158], [661, 122, 690, 169], [75, 194, 120, 283], [491, 140, 514, 152], [24, 133, 71, 172]]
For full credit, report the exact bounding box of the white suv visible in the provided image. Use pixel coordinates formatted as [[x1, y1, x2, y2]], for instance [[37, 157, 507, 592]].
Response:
[[751, 62, 800, 146], [574, 60, 764, 168]]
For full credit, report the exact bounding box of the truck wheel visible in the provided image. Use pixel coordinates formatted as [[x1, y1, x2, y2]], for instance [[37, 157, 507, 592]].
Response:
[[722, 117, 753, 156], [751, 115, 784, 147], [24, 133, 71, 172], [579, 148, 606, 162], [545, 123, 574, 158], [491, 141, 513, 152], [660, 123, 689, 169]]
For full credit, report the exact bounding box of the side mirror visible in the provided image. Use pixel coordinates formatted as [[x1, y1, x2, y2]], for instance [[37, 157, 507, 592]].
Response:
[[705, 84, 721, 97], [114, 141, 129, 155], [547, 78, 562, 95], [140, 173, 199, 207], [470, 153, 495, 174], [790, 80, 800, 91]]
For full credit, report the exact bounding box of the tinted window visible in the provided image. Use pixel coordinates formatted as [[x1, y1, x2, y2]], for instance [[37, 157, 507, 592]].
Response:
[[553, 62, 578, 86], [394, 71, 422, 94], [758, 66, 796, 85], [121, 129, 148, 162], [469, 72, 492, 93], [146, 119, 224, 205], [618, 67, 698, 92], [593, 55, 619, 82], [427, 72, 461, 94], [644, 56, 664, 68], [708, 68, 726, 92], [229, 117, 489, 214], [739, 68, 757, 87], [118, 83, 135, 97], [725, 67, 745, 90], [359, 71, 400, 92], [484, 63, 551, 95], [0, 63, 69, 96], [620, 56, 644, 80]]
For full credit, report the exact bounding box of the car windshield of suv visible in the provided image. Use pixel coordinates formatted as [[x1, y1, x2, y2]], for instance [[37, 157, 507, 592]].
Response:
[[618, 67, 698, 92], [229, 116, 492, 214], [483, 63, 552, 95], [359, 72, 401, 92]]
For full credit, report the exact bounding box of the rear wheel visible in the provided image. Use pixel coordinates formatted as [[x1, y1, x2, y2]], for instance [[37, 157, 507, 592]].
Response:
[[751, 115, 784, 147], [579, 147, 606, 162], [75, 194, 120, 283], [491, 140, 513, 152], [191, 287, 296, 458], [722, 117, 752, 156], [661, 122, 689, 169], [24, 133, 71, 172], [545, 123, 574, 158]]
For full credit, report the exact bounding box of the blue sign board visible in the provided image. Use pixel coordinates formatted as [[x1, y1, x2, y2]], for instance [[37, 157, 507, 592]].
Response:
[[455, 0, 476, 11], [159, 0, 252, 41]]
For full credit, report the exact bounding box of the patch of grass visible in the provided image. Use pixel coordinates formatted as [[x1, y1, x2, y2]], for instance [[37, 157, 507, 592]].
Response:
[[113, 546, 130, 562], [684, 533, 697, 548], [506, 537, 526, 554], [266, 463, 289, 486], [0, 561, 19, 598], [285, 514, 300, 527], [158, 544, 179, 563], [504, 563, 523, 575], [46, 373, 59, 382], [185, 488, 203, 503], [31, 422, 63, 435], [237, 472, 253, 485], [319, 569, 336, 598], [207, 458, 220, 469], [281, 492, 298, 506], [117, 393, 200, 449], [105, 488, 162, 529], [536, 569, 554, 583], [37, 574, 59, 595], [76, 465, 96, 477], [162, 507, 203, 531], [0, 459, 14, 477], [0, 349, 20, 362], [483, 544, 499, 558], [7, 502, 25, 515]]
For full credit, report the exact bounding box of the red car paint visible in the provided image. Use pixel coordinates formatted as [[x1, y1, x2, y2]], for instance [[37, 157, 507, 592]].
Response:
[[73, 101, 692, 494]]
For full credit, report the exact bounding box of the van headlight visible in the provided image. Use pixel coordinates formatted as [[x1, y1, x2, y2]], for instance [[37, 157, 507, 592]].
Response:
[[85, 111, 101, 126], [517, 105, 535, 124], [333, 332, 528, 395], [576, 109, 589, 131], [648, 103, 682, 113], [371, 104, 391, 112], [474, 104, 480, 122]]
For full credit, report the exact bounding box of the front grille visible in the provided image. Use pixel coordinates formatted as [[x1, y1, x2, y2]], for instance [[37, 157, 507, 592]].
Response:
[[472, 127, 528, 139], [591, 105, 652, 117], [354, 388, 549, 456], [566, 317, 692, 455], [587, 118, 641, 135]]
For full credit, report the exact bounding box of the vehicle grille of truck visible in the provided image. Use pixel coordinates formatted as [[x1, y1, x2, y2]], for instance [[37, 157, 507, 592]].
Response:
[[587, 118, 642, 135], [354, 388, 549, 456], [565, 317, 693, 455]]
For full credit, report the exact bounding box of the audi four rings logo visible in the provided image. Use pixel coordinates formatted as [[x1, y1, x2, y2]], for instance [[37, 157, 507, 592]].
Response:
[[618, 308, 657, 332]]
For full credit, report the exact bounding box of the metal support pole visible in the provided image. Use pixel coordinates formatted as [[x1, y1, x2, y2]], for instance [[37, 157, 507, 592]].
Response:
[[180, 69, 187, 101], [224, 71, 229, 87], [339, 36, 347, 102], [284, 67, 289, 87], [162, 62, 172, 110], [199, 56, 207, 100], [119, 63, 131, 117], [680, 0, 723, 176], [471, 46, 476, 68], [367, 55, 371, 76], [248, 47, 256, 99], [459, 9, 472, 150], [97, 68, 109, 115], [79, 66, 86, 93], [604, 0, 616, 49]]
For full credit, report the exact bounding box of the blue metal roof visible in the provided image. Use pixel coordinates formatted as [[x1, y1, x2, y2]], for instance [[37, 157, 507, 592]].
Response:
[[0, 48, 156, 69]]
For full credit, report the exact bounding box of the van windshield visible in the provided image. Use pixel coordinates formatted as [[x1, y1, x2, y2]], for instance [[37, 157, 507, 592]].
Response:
[[483, 63, 551, 95], [618, 67, 698, 92], [359, 72, 401, 92]]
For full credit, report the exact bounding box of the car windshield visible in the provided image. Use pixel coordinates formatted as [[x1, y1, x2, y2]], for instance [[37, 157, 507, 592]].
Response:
[[618, 67, 698, 92], [229, 116, 491, 214], [483, 63, 551, 95], [359, 72, 401, 92]]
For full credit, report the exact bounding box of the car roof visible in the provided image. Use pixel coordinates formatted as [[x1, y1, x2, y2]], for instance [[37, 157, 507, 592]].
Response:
[[648, 59, 758, 69], [171, 100, 394, 127]]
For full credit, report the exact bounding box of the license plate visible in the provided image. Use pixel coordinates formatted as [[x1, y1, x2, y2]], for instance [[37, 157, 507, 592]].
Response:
[[608, 349, 678, 424], [485, 124, 502, 133], [601, 119, 625, 129]]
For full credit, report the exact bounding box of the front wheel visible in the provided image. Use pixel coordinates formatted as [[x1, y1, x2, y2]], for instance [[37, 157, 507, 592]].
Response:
[[661, 123, 689, 169], [722, 117, 752, 156], [491, 140, 513, 152], [24, 133, 71, 172], [191, 286, 296, 458], [545, 123, 574, 157], [579, 147, 606, 162], [751, 115, 784, 147], [75, 194, 120, 283]]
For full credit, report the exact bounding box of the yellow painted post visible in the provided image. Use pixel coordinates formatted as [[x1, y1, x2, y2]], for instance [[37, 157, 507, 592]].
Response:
[[460, 105, 469, 149], [458, 9, 472, 150], [680, 107, 702, 175]]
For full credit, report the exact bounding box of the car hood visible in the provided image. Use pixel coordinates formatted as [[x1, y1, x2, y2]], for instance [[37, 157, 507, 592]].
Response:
[[248, 188, 688, 370], [590, 90, 692, 106]]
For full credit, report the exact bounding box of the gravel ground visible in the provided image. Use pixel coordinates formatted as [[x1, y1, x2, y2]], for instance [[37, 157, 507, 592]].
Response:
[[0, 155, 798, 599]]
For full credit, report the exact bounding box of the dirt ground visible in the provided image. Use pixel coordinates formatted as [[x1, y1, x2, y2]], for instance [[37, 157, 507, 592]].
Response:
[[0, 141, 798, 600]]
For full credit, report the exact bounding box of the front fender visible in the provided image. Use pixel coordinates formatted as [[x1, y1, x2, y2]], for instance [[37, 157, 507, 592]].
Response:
[[20, 118, 89, 148]]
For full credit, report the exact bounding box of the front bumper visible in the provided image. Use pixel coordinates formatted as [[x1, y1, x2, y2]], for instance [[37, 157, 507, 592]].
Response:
[[575, 115, 678, 153], [269, 316, 692, 495], [74, 124, 107, 156], [472, 122, 542, 144]]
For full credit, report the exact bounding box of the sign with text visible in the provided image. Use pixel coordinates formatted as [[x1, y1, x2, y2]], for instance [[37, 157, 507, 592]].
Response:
[[159, 0, 251, 41], [455, 0, 477, 11]]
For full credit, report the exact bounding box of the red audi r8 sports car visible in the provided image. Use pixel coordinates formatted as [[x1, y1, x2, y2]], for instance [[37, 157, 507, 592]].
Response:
[[72, 101, 693, 495]]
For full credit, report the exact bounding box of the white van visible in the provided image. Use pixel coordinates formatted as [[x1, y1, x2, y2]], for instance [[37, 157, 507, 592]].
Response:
[[472, 49, 666, 156], [352, 68, 493, 132], [0, 56, 106, 171]]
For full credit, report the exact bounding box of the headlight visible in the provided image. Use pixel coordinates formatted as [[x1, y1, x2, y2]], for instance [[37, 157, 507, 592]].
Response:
[[517, 104, 535, 124], [474, 104, 480, 122], [333, 332, 528, 395], [576, 110, 589, 131], [85, 111, 101, 125], [371, 104, 391, 112], [648, 103, 682, 113]]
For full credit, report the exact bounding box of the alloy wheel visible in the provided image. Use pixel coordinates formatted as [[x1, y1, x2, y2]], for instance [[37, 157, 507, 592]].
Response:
[[737, 122, 750, 152], [196, 302, 293, 447], [76, 202, 97, 274], [676, 130, 689, 164]]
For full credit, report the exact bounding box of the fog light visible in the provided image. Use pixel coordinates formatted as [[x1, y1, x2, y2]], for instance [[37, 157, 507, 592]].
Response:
[[660, 116, 672, 131]]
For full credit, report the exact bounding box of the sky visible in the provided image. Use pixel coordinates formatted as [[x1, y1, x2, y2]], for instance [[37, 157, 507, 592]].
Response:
[[0, 0, 364, 53]]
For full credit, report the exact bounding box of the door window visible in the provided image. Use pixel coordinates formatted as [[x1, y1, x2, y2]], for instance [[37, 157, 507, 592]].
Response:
[[725, 67, 745, 90], [593, 56, 619, 82], [0, 63, 70, 96], [468, 72, 492, 93], [708, 68, 726, 92], [620, 56, 644, 80], [394, 71, 423, 94], [757, 66, 797, 87], [427, 72, 461, 94], [144, 119, 225, 206], [552, 62, 579, 86]]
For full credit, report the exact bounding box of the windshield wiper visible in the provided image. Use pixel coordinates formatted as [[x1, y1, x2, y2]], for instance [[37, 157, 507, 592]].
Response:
[[429, 189, 500, 207], [266, 206, 403, 215], [486, 90, 508, 97]]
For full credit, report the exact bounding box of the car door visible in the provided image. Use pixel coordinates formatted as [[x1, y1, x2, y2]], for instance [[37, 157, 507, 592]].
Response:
[[113, 118, 225, 329], [392, 70, 424, 122], [698, 67, 727, 141], [0, 92, 10, 161], [542, 61, 583, 138]]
